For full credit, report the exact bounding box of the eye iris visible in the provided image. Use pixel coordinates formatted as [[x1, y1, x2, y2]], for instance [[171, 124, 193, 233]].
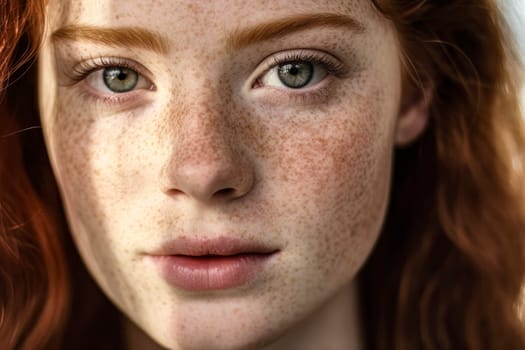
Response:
[[277, 61, 314, 88], [103, 67, 138, 92]]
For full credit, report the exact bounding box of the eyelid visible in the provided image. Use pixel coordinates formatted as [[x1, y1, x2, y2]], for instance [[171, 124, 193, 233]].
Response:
[[244, 49, 351, 107], [64, 56, 155, 88], [249, 49, 349, 90], [60, 56, 156, 109], [85, 68, 153, 95]]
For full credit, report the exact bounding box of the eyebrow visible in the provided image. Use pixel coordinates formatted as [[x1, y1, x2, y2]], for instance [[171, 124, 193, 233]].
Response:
[[51, 13, 363, 55], [227, 13, 365, 50], [52, 26, 170, 54]]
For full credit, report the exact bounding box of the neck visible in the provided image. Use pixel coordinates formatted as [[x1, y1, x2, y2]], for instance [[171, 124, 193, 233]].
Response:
[[123, 316, 165, 350], [263, 280, 364, 350], [123, 281, 364, 350]]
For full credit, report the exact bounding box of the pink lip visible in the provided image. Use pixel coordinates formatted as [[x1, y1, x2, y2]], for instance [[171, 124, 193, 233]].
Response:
[[146, 237, 279, 291]]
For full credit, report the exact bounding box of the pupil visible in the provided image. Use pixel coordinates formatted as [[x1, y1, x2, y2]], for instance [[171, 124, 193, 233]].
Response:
[[289, 65, 300, 76], [117, 71, 128, 80], [277, 61, 313, 89], [103, 67, 139, 93]]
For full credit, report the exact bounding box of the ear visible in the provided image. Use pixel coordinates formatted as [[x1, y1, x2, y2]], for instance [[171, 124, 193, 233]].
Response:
[[395, 85, 432, 147]]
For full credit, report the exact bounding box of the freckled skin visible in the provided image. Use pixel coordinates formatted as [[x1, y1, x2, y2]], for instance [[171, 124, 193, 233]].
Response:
[[37, 0, 413, 349]]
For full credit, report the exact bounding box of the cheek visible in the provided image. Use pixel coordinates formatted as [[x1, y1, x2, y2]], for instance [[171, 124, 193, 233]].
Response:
[[256, 89, 395, 282], [50, 109, 104, 221], [46, 102, 163, 309], [44, 96, 137, 290], [38, 42, 128, 296], [266, 91, 393, 220]]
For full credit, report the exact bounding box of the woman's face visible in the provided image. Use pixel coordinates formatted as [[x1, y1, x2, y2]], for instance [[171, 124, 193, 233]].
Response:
[[38, 0, 424, 348]]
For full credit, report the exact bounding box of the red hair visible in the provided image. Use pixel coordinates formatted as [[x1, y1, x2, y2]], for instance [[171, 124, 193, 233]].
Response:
[[1, 0, 524, 349], [361, 1, 525, 349], [0, 1, 69, 349]]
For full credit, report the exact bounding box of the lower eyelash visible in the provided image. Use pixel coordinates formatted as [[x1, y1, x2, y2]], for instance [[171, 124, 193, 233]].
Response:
[[75, 83, 147, 109], [279, 79, 337, 107], [288, 85, 332, 105], [251, 50, 347, 107], [63, 56, 154, 108], [66, 52, 346, 109], [76, 87, 118, 107]]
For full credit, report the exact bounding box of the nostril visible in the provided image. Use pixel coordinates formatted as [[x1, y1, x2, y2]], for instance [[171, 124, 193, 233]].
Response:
[[214, 188, 236, 198], [167, 188, 185, 196]]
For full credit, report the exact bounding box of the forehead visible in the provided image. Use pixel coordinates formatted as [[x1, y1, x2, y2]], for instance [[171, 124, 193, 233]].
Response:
[[48, 0, 374, 31]]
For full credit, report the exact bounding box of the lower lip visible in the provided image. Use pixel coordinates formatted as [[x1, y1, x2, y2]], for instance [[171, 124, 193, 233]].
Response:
[[149, 253, 275, 291]]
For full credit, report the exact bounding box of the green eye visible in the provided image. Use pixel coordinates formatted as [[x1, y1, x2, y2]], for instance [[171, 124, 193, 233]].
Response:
[[103, 67, 139, 93], [277, 61, 314, 89]]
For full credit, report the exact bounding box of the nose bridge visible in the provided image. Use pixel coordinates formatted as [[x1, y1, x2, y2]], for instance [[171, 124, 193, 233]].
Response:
[[174, 85, 235, 167], [160, 81, 254, 203], [165, 47, 237, 162]]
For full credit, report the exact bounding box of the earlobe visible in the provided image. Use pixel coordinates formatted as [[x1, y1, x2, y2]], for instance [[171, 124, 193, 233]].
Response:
[[395, 86, 432, 147]]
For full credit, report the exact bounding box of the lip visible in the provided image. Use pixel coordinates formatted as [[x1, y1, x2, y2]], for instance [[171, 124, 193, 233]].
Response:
[[146, 237, 279, 291]]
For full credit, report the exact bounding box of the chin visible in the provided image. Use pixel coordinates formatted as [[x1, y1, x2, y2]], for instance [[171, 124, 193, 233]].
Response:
[[125, 299, 291, 350], [149, 322, 284, 350]]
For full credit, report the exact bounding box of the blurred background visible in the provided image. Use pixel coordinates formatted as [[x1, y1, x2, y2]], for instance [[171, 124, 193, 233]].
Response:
[[503, 0, 525, 55], [500, 0, 524, 109], [501, 0, 525, 320]]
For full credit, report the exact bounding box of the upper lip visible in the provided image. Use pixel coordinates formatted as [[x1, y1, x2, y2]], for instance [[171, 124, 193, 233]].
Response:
[[147, 236, 279, 256]]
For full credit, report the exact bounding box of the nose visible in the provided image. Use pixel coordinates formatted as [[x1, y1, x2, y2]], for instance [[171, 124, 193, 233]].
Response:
[[160, 101, 255, 204]]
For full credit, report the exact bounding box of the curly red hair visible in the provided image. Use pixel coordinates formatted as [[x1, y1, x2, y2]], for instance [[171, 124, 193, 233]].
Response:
[[1, 1, 524, 349]]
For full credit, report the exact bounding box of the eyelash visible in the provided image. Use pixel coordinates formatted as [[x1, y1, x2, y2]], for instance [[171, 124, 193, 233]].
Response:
[[68, 51, 348, 107], [67, 57, 153, 106], [263, 51, 346, 82], [69, 57, 141, 82], [253, 50, 349, 105]]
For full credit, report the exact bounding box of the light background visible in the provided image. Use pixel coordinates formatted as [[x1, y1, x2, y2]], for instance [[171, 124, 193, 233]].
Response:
[[504, 0, 525, 319], [503, 0, 525, 55], [501, 0, 525, 109]]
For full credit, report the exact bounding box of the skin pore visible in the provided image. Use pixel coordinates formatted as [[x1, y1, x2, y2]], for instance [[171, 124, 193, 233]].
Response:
[[38, 0, 428, 349]]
